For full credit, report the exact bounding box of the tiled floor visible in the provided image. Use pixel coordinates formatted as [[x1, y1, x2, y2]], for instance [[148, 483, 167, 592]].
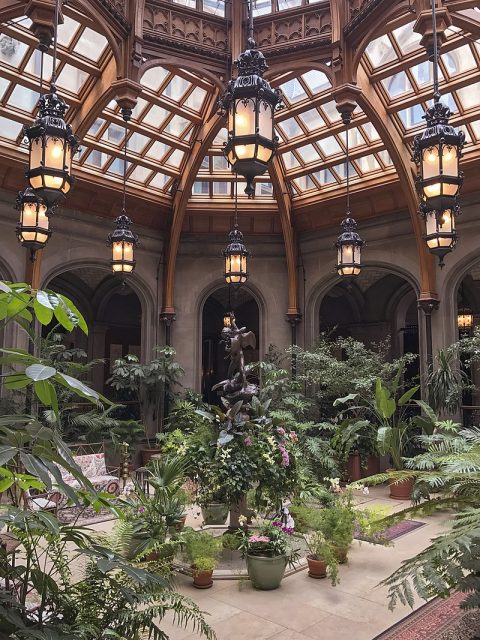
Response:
[[91, 485, 450, 640]]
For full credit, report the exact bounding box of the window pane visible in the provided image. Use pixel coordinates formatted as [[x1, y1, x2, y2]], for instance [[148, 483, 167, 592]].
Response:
[[56, 64, 88, 93], [392, 23, 421, 54], [141, 67, 169, 92], [278, 117, 303, 138], [74, 28, 108, 62], [302, 70, 330, 93], [442, 45, 476, 77], [457, 83, 480, 110], [382, 72, 413, 98], [280, 78, 308, 104], [0, 36, 28, 67], [318, 136, 342, 156], [298, 108, 325, 131], [296, 143, 320, 163], [365, 35, 397, 67]]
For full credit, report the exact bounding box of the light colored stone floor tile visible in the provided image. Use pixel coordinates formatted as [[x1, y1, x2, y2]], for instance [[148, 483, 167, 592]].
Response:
[[305, 587, 393, 624], [302, 613, 380, 640], [274, 630, 312, 640], [212, 580, 330, 631], [206, 611, 286, 640]]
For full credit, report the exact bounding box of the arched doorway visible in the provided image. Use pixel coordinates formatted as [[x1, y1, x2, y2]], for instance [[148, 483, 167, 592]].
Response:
[[46, 268, 142, 394], [456, 268, 480, 424], [201, 287, 260, 403], [319, 269, 419, 381]]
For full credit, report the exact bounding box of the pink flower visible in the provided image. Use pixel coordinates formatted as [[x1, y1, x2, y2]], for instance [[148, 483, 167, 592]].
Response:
[[248, 535, 271, 543], [244, 436, 253, 446], [289, 431, 298, 443], [278, 443, 290, 467], [276, 427, 286, 436]]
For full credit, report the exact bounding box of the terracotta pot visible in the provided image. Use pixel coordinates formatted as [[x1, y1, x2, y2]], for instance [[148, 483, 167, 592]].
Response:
[[174, 514, 187, 531], [307, 555, 327, 579], [333, 546, 348, 564], [389, 477, 414, 500], [347, 453, 362, 481], [141, 448, 162, 465], [192, 568, 213, 589], [363, 455, 380, 478]]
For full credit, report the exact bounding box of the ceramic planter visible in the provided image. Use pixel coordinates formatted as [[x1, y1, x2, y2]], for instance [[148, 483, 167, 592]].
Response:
[[201, 503, 229, 525], [389, 477, 414, 500], [306, 555, 327, 579], [246, 554, 286, 590], [192, 568, 214, 589]]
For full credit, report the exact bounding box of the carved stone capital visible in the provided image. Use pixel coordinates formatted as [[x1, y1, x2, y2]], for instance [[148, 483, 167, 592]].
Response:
[[25, 0, 62, 49], [111, 79, 143, 111], [332, 83, 362, 122], [417, 297, 440, 316], [414, 7, 452, 56], [286, 311, 302, 326], [160, 311, 176, 327]]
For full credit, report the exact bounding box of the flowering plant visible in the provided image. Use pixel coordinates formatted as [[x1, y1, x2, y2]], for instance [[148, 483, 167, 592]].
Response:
[[238, 521, 301, 566]]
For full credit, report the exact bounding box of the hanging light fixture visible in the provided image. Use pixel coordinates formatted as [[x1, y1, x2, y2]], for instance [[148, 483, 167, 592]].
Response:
[[414, 0, 464, 264], [223, 310, 235, 328], [424, 207, 457, 267], [219, 0, 282, 197], [24, 0, 80, 206], [107, 109, 138, 274], [336, 116, 364, 277], [457, 282, 474, 333], [15, 187, 51, 258], [224, 176, 249, 285]]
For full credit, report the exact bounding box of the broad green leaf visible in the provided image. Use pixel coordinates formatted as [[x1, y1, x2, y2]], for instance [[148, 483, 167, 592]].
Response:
[[34, 379, 54, 405], [53, 301, 75, 332], [398, 385, 420, 406], [60, 294, 88, 335], [0, 477, 13, 492], [56, 372, 99, 401], [0, 281, 11, 293], [36, 289, 54, 309], [334, 393, 359, 406], [5, 374, 31, 389], [26, 364, 57, 381], [33, 297, 54, 325]]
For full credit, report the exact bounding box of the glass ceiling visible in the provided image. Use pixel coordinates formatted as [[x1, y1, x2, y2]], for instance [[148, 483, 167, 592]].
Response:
[[1, 8, 480, 211]]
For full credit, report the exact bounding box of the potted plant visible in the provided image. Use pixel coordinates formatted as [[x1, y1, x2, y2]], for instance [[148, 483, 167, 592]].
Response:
[[108, 348, 184, 465], [317, 492, 356, 564], [305, 531, 339, 584], [221, 531, 242, 562], [183, 529, 221, 589], [238, 521, 300, 590]]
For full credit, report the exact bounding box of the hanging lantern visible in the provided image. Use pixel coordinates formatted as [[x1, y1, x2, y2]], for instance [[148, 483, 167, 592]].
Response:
[[15, 187, 51, 251], [224, 227, 249, 285], [24, 86, 80, 206], [336, 216, 364, 277], [457, 307, 473, 332], [423, 208, 457, 267], [107, 214, 138, 274], [219, 0, 282, 197], [223, 311, 235, 328], [413, 101, 465, 213]]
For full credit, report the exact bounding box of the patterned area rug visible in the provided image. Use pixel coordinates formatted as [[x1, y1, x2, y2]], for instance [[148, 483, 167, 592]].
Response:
[[374, 591, 480, 639], [355, 520, 426, 544], [57, 505, 116, 526]]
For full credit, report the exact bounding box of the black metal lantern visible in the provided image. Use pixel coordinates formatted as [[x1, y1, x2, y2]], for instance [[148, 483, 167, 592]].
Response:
[[224, 227, 249, 285], [15, 187, 51, 252], [107, 214, 138, 274], [336, 216, 364, 277], [219, 0, 282, 197], [24, 87, 79, 206], [423, 207, 457, 267], [457, 307, 473, 332], [223, 310, 235, 328], [413, 101, 464, 213]]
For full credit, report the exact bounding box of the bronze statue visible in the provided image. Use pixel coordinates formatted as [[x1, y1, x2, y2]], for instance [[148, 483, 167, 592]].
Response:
[[212, 314, 258, 403]]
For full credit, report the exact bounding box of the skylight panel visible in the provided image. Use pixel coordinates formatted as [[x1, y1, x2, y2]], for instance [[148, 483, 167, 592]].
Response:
[[0, 36, 28, 67], [293, 175, 316, 192], [320, 100, 342, 123], [56, 64, 88, 93], [213, 155, 228, 171], [392, 23, 421, 54], [193, 181, 209, 195], [56, 15, 81, 46], [128, 132, 150, 154], [411, 61, 444, 88], [203, 0, 225, 16], [132, 98, 149, 120], [166, 148, 185, 167], [88, 118, 105, 136], [377, 150, 393, 166], [382, 72, 413, 98], [143, 105, 169, 128], [296, 143, 320, 163], [312, 168, 335, 185], [0, 77, 9, 100], [282, 151, 300, 169], [0, 115, 23, 140], [338, 127, 365, 148], [397, 104, 424, 129], [172, 0, 196, 7], [302, 70, 330, 93], [332, 162, 358, 180], [253, 0, 271, 16], [365, 35, 397, 67], [469, 119, 480, 141], [280, 78, 308, 104], [141, 67, 169, 92], [361, 122, 380, 142], [24, 51, 54, 81], [101, 123, 125, 146], [150, 172, 170, 190], [73, 28, 108, 62], [163, 76, 191, 102], [212, 128, 227, 146], [356, 154, 381, 173], [213, 181, 229, 195], [84, 149, 110, 169], [278, 0, 302, 9], [108, 158, 132, 176], [8, 85, 38, 113], [130, 165, 153, 183], [184, 86, 207, 111], [146, 140, 170, 159], [442, 45, 476, 77], [318, 136, 342, 156], [457, 83, 480, 110], [278, 117, 303, 138], [298, 108, 325, 131]]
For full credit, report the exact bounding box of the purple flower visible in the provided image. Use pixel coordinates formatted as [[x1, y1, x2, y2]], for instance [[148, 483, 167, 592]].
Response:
[[272, 521, 282, 528], [248, 535, 270, 543], [278, 443, 290, 467], [244, 436, 253, 447], [276, 427, 286, 436], [138, 506, 145, 513], [289, 431, 298, 443], [282, 526, 294, 535]]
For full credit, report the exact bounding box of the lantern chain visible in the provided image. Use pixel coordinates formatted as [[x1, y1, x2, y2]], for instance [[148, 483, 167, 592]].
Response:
[[345, 119, 350, 216], [121, 108, 131, 214], [247, 0, 254, 47], [51, 0, 60, 86], [431, 0, 440, 103]]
